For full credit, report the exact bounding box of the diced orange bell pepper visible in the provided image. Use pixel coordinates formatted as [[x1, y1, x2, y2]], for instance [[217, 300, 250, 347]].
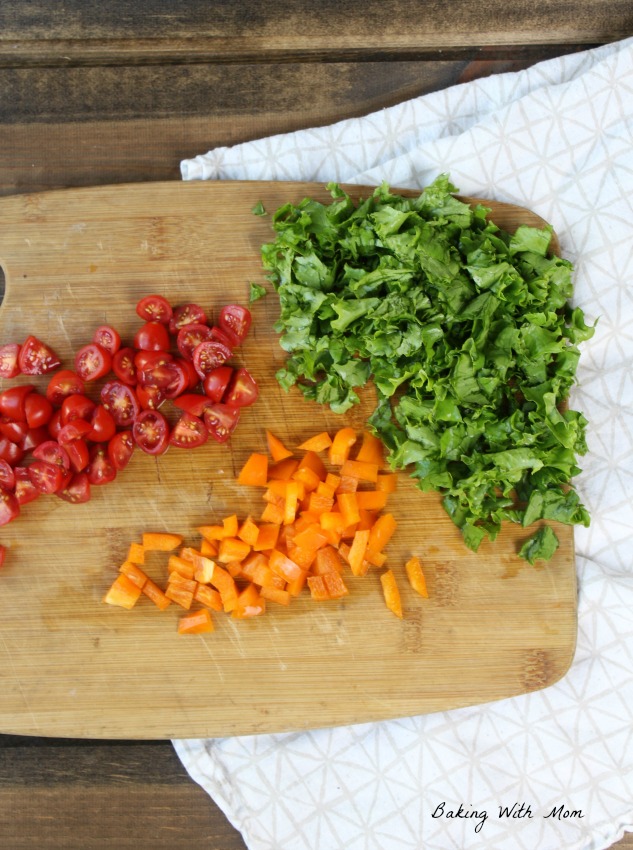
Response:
[[237, 452, 269, 487], [193, 583, 223, 611], [266, 430, 294, 462], [253, 522, 281, 552], [322, 571, 349, 599], [380, 569, 403, 618], [269, 548, 305, 583], [142, 578, 172, 611], [168, 554, 196, 580], [178, 608, 214, 634], [165, 580, 196, 610], [142, 532, 184, 551], [376, 473, 398, 493], [118, 560, 148, 589], [267, 457, 300, 480], [337, 492, 361, 527], [367, 512, 397, 557], [298, 431, 333, 452], [238, 516, 260, 547], [260, 585, 292, 606], [355, 490, 388, 511], [313, 545, 344, 575], [355, 430, 385, 467], [209, 564, 238, 612], [126, 541, 146, 565], [328, 427, 357, 466], [405, 555, 429, 598], [103, 573, 143, 609], [307, 574, 330, 601], [217, 536, 251, 564], [339, 459, 379, 483], [232, 583, 266, 618], [347, 528, 370, 576]]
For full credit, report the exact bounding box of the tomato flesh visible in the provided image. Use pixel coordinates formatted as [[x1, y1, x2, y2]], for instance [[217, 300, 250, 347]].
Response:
[[0, 487, 20, 525], [93, 325, 122, 355], [108, 430, 135, 471], [57, 471, 91, 503], [192, 340, 232, 380], [86, 445, 117, 485], [0, 343, 22, 379], [203, 403, 240, 443], [74, 342, 112, 382], [18, 336, 62, 375], [0, 385, 35, 420], [169, 411, 208, 449], [169, 303, 207, 335], [134, 321, 171, 352], [223, 367, 259, 408], [100, 381, 140, 427], [218, 305, 251, 346], [133, 409, 170, 455], [136, 294, 173, 325], [46, 370, 85, 406]]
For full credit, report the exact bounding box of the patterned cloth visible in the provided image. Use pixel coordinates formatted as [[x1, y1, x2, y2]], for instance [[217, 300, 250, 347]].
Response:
[[176, 37, 633, 850]]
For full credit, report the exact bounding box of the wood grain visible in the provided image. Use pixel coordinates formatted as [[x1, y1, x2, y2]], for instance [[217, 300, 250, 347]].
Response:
[[0, 180, 576, 739]]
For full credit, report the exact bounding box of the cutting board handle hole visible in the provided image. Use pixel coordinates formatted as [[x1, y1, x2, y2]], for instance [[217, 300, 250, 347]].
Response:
[[0, 265, 5, 308]]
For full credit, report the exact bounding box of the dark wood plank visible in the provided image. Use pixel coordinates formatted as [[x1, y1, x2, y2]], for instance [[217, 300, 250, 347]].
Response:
[[0, 0, 630, 65]]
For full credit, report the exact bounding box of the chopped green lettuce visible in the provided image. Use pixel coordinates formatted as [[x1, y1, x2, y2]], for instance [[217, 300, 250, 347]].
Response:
[[258, 175, 594, 557]]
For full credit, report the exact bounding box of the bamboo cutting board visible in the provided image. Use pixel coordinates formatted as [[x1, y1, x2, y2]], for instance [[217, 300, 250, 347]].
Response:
[[0, 181, 577, 739]]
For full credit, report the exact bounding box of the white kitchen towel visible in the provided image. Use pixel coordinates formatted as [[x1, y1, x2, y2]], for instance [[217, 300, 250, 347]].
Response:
[[176, 36, 633, 850]]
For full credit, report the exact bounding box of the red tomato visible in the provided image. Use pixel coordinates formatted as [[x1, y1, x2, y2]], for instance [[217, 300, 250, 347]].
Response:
[[47, 410, 64, 441], [108, 430, 135, 471], [100, 381, 140, 427], [57, 419, 93, 445], [18, 335, 62, 375], [202, 403, 240, 443], [169, 303, 207, 335], [209, 325, 237, 350], [176, 323, 213, 360], [27, 459, 66, 494], [93, 325, 121, 355], [74, 342, 112, 382], [112, 347, 138, 386], [24, 392, 54, 428], [22, 425, 50, 452], [172, 393, 214, 417], [32, 439, 71, 472], [65, 438, 90, 473], [202, 365, 233, 402], [136, 294, 173, 325], [0, 343, 22, 379], [46, 370, 85, 406], [223, 367, 259, 407], [0, 436, 24, 466], [134, 349, 172, 372], [0, 459, 16, 491], [0, 487, 20, 525], [57, 471, 91, 504], [132, 409, 170, 455], [61, 393, 96, 424], [135, 384, 166, 410], [0, 419, 29, 444], [86, 444, 117, 485], [0, 385, 35, 420], [176, 356, 200, 390], [134, 321, 171, 352], [87, 404, 117, 442], [192, 340, 232, 380], [169, 412, 209, 449], [14, 467, 40, 505], [218, 304, 252, 346]]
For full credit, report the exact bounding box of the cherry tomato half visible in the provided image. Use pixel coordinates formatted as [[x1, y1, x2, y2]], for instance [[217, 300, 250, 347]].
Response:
[[32, 440, 71, 472], [61, 394, 96, 424], [93, 325, 122, 355], [87, 404, 117, 443], [0, 487, 20, 525], [100, 381, 140, 427], [218, 305, 252, 347], [74, 342, 112, 382], [136, 294, 173, 325], [169, 303, 207, 335], [14, 467, 40, 505], [223, 367, 259, 408], [134, 321, 171, 352], [0, 436, 24, 466], [0, 385, 35, 420], [202, 365, 234, 403], [46, 370, 85, 406], [192, 340, 232, 380], [86, 444, 117, 485], [0, 343, 22, 379], [202, 403, 240, 443], [176, 323, 213, 360], [112, 347, 138, 386], [0, 459, 16, 491], [169, 411, 208, 449], [108, 430, 135, 471], [27, 459, 66, 494], [57, 471, 91, 504], [18, 335, 62, 376], [24, 392, 53, 428], [172, 393, 214, 417], [132, 409, 170, 455]]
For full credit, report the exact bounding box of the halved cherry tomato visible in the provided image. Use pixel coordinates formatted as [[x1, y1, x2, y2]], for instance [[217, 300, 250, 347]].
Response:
[[134, 321, 170, 352], [169, 303, 207, 335], [132, 409, 170, 455], [24, 393, 53, 428], [14, 467, 40, 505], [192, 340, 232, 380], [32, 440, 71, 472], [74, 342, 112, 382], [47, 411, 64, 441], [134, 350, 173, 371], [169, 411, 208, 449], [172, 393, 214, 417], [86, 444, 117, 485], [61, 394, 96, 424], [100, 381, 140, 427], [0, 419, 28, 444], [176, 356, 200, 391], [108, 430, 135, 471], [0, 487, 20, 525], [136, 294, 173, 325], [57, 471, 91, 503], [223, 367, 259, 407], [203, 403, 240, 443], [65, 438, 90, 473], [0, 343, 22, 379], [176, 323, 213, 360], [87, 405, 117, 442], [202, 365, 233, 402], [0, 459, 15, 491], [0, 385, 35, 420], [0, 437, 24, 466], [46, 370, 85, 406], [27, 459, 66, 494], [22, 425, 50, 452], [112, 347, 138, 386], [135, 384, 166, 410], [57, 419, 93, 445], [18, 335, 62, 375], [93, 325, 121, 355], [209, 325, 237, 350], [218, 304, 251, 346]]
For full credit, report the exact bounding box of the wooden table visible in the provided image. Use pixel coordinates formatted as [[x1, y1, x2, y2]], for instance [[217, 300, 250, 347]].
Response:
[[1, 3, 632, 848]]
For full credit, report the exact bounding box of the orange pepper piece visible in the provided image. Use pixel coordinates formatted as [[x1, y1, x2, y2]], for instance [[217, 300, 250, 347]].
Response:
[[298, 431, 333, 452], [103, 573, 143, 609], [142, 532, 184, 551], [355, 430, 385, 467], [328, 427, 357, 466], [266, 430, 294, 462], [380, 569, 403, 618], [178, 608, 214, 634], [237, 452, 269, 487], [405, 556, 429, 598]]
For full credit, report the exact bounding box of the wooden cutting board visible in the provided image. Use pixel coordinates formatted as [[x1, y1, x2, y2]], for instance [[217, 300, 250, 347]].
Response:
[[0, 181, 576, 740]]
